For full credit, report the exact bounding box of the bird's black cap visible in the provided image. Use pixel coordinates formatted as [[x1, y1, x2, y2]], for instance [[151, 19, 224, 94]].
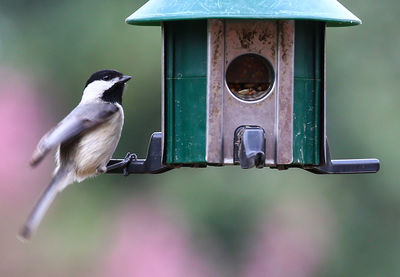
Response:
[[85, 69, 123, 88]]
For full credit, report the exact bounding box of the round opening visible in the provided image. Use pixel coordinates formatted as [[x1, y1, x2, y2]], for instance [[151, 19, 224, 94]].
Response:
[[226, 54, 275, 101]]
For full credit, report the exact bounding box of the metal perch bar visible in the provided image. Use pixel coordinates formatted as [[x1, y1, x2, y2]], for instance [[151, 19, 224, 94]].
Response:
[[307, 138, 380, 174], [106, 132, 172, 175]]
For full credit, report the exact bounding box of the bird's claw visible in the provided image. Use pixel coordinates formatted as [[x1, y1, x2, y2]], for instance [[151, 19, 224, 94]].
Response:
[[105, 152, 137, 176], [122, 152, 137, 176]]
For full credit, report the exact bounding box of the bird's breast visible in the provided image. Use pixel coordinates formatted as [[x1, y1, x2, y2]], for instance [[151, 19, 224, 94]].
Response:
[[74, 107, 124, 180]]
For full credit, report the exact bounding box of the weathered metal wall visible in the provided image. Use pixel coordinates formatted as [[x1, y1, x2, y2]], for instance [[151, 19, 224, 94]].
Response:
[[206, 19, 295, 166], [292, 21, 325, 166], [164, 21, 207, 165]]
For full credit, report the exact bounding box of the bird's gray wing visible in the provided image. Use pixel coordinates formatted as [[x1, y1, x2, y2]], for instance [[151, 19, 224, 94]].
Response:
[[30, 102, 118, 166]]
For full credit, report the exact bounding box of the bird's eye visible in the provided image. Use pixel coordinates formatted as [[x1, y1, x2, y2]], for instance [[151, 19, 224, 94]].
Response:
[[103, 75, 111, 81]]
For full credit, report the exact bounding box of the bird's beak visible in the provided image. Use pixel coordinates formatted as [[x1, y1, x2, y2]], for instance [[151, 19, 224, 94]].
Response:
[[119, 75, 132, 83]]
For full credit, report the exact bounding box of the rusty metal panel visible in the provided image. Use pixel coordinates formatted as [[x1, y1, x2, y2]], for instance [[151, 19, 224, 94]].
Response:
[[223, 20, 278, 165], [206, 19, 225, 164], [277, 20, 294, 165], [206, 20, 295, 166]]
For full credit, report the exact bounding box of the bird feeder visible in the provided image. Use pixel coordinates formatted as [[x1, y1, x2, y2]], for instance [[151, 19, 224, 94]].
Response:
[[108, 0, 380, 174]]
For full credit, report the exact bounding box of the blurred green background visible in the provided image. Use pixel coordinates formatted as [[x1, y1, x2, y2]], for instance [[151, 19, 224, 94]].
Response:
[[0, 0, 398, 276]]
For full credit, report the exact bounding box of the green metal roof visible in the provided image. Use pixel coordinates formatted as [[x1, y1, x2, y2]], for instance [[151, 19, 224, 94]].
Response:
[[126, 0, 361, 27]]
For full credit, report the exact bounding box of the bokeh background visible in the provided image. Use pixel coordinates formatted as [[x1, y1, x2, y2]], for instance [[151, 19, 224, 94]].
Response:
[[0, 0, 398, 276]]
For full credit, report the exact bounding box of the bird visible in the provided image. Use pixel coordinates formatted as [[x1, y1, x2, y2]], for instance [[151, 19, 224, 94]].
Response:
[[19, 69, 133, 240]]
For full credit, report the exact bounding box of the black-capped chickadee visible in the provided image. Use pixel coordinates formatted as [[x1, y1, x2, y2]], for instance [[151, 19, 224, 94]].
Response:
[[20, 69, 133, 240]]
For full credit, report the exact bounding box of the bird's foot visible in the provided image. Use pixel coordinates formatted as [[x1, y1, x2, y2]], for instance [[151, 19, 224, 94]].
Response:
[[96, 166, 107, 174], [105, 152, 137, 176]]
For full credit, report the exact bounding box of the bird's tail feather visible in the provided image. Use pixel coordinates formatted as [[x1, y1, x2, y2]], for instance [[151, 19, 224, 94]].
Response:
[[18, 167, 72, 241]]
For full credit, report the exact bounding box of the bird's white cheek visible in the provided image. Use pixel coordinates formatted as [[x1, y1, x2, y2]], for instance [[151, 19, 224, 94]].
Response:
[[81, 79, 117, 103]]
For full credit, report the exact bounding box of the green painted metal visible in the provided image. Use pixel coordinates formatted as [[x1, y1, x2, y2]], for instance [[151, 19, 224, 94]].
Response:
[[164, 20, 207, 165], [293, 21, 324, 166], [126, 0, 361, 27]]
